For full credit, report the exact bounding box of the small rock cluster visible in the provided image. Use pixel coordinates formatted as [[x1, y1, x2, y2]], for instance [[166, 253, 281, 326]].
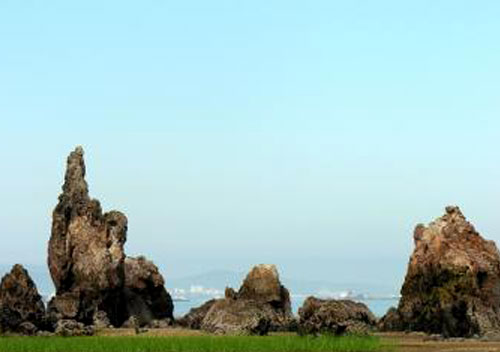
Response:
[[178, 264, 296, 335]]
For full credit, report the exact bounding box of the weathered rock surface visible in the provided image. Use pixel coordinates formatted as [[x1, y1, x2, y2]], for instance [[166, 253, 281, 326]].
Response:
[[177, 299, 218, 330], [201, 299, 272, 335], [92, 311, 111, 329], [123, 256, 174, 326], [47, 147, 173, 327], [55, 319, 94, 337], [298, 297, 377, 335], [179, 264, 294, 335], [18, 322, 38, 336], [380, 206, 500, 337], [238, 264, 291, 312], [0, 264, 46, 333], [0, 306, 22, 334]]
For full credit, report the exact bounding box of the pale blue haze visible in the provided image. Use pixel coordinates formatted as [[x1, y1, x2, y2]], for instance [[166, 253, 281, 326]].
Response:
[[0, 1, 499, 293]]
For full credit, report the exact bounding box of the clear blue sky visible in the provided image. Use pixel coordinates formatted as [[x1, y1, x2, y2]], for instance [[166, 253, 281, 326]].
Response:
[[1, 1, 499, 289]]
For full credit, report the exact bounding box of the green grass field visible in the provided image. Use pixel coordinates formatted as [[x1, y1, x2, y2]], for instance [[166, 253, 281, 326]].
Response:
[[0, 335, 384, 352]]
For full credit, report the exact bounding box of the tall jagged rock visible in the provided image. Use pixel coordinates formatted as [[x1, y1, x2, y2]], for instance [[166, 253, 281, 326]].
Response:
[[0, 264, 46, 333], [380, 206, 500, 337], [178, 264, 294, 334], [123, 256, 174, 326], [47, 147, 172, 326]]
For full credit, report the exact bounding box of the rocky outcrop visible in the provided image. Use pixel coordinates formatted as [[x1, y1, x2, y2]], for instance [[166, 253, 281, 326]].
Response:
[[0, 264, 46, 333], [92, 311, 111, 329], [238, 264, 291, 313], [201, 298, 272, 335], [298, 297, 377, 335], [47, 147, 173, 327], [55, 319, 94, 337], [179, 264, 294, 335], [177, 299, 217, 330], [123, 256, 174, 326], [380, 206, 500, 337]]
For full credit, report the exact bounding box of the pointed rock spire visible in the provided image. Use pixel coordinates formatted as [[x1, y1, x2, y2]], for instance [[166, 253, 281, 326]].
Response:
[[61, 146, 89, 201]]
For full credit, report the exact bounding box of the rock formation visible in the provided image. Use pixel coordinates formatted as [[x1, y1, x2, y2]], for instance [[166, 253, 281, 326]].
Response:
[[200, 298, 272, 335], [0, 264, 46, 333], [47, 147, 173, 327], [179, 264, 294, 335], [177, 299, 217, 330], [55, 319, 95, 337], [123, 256, 174, 326], [298, 297, 377, 335], [380, 206, 500, 337]]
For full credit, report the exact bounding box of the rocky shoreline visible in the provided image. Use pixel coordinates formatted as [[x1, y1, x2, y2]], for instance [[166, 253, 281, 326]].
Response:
[[1, 147, 499, 339]]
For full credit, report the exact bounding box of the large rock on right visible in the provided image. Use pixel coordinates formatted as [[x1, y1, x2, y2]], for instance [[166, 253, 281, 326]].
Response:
[[380, 206, 500, 337]]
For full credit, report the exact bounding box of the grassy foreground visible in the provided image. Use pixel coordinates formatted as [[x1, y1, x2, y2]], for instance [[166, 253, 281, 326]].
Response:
[[0, 335, 384, 352]]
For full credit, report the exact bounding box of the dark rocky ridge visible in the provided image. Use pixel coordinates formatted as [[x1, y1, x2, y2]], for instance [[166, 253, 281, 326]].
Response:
[[47, 147, 173, 327], [380, 206, 500, 337], [0, 264, 46, 333]]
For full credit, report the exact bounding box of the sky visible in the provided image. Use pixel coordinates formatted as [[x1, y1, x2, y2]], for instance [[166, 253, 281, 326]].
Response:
[[0, 1, 499, 291]]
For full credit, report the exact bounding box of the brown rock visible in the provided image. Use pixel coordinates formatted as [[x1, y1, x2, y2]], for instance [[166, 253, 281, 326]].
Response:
[[148, 319, 173, 329], [380, 206, 500, 337], [177, 299, 218, 330], [200, 299, 271, 335], [93, 311, 111, 329], [298, 297, 377, 335], [55, 319, 94, 337], [0, 306, 22, 334], [238, 264, 291, 312], [179, 264, 294, 335], [123, 256, 174, 326], [47, 147, 173, 327], [18, 322, 38, 336], [0, 264, 45, 332]]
